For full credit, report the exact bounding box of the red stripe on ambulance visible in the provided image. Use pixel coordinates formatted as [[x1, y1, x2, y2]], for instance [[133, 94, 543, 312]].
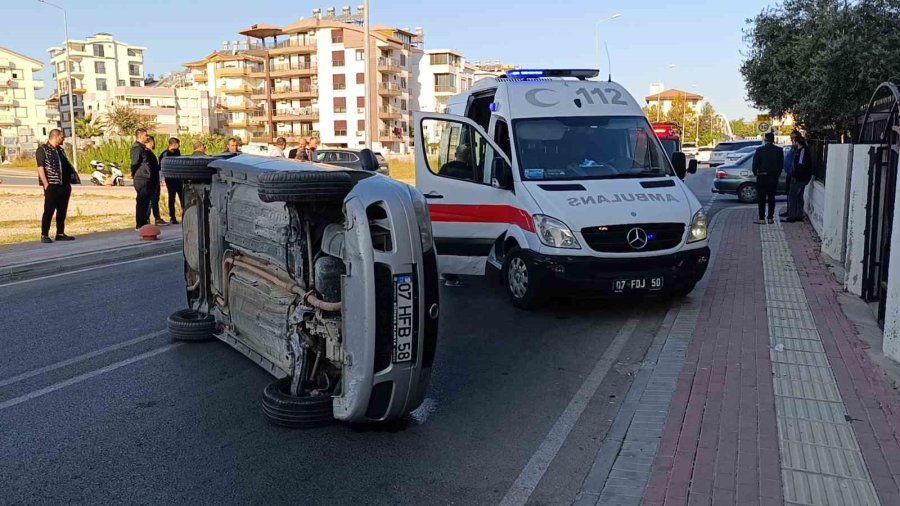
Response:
[[428, 204, 536, 233]]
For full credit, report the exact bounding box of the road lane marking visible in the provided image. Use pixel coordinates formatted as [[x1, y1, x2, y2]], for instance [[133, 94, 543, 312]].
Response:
[[499, 312, 644, 506], [0, 329, 168, 388], [0, 343, 183, 411], [0, 251, 181, 288]]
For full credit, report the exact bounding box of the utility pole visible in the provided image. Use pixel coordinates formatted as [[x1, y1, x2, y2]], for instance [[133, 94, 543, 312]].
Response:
[[363, 0, 371, 149], [38, 0, 78, 171]]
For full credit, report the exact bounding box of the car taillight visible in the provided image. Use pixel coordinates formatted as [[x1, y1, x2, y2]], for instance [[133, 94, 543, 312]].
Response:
[[717, 171, 728, 179]]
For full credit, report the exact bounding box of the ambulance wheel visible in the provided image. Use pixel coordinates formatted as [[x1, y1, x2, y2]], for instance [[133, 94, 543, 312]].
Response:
[[503, 247, 544, 310]]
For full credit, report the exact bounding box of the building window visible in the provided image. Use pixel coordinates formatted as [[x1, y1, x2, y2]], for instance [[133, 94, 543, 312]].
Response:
[[334, 97, 346, 113], [131, 79, 142, 87], [96, 78, 107, 91], [332, 30, 344, 44], [95, 61, 106, 74], [127, 48, 140, 57], [11, 71, 20, 80], [400, 54, 407, 66], [357, 119, 365, 131], [93, 44, 105, 57], [332, 50, 345, 67], [334, 120, 347, 136], [118, 80, 125, 86], [355, 49, 364, 61], [400, 99, 407, 110], [13, 89, 25, 99], [57, 62, 65, 72], [357, 96, 365, 112], [333, 74, 346, 90], [15, 107, 28, 118], [356, 73, 364, 85], [129, 64, 141, 77]]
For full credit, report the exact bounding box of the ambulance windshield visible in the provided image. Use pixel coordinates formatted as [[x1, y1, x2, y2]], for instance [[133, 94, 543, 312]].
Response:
[[513, 116, 673, 181]]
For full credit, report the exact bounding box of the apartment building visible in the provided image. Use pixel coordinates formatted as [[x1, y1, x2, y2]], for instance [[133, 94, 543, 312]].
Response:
[[185, 7, 422, 154], [645, 86, 704, 115], [0, 47, 50, 158], [48, 32, 146, 136], [86, 86, 217, 136], [414, 49, 475, 115]]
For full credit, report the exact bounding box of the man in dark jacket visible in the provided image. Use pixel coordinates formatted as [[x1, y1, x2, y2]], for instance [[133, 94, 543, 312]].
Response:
[[144, 136, 165, 225], [130, 128, 152, 229], [36, 129, 78, 243], [159, 137, 182, 224], [752, 132, 783, 224], [785, 136, 812, 223]]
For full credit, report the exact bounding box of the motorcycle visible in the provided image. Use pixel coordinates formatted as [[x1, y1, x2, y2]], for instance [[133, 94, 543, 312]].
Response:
[[90, 160, 125, 186]]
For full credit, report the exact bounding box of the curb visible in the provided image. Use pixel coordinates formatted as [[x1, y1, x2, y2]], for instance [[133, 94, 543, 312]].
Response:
[[0, 239, 183, 284]]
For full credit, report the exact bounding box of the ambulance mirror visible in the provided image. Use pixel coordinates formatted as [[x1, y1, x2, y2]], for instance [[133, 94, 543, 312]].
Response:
[[688, 159, 698, 174], [672, 152, 687, 179]]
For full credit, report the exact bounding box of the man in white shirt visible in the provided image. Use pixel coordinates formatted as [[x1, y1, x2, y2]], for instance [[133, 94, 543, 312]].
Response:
[[273, 137, 289, 158]]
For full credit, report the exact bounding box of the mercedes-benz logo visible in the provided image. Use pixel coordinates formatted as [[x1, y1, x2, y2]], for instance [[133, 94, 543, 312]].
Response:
[[627, 227, 649, 250]]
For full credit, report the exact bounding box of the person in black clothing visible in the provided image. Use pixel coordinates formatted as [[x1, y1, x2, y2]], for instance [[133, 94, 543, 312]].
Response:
[[131, 128, 153, 229], [751, 132, 783, 224], [785, 136, 812, 223], [143, 136, 167, 225], [36, 129, 78, 243], [159, 137, 182, 224]]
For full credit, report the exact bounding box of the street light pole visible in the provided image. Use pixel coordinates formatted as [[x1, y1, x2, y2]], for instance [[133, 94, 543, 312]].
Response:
[[38, 0, 78, 171], [595, 14, 621, 73], [362, 0, 371, 150]]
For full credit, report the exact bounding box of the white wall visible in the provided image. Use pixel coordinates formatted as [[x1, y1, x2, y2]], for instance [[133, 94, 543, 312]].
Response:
[[882, 153, 900, 362], [822, 144, 853, 261], [805, 180, 826, 238], [845, 145, 877, 295]]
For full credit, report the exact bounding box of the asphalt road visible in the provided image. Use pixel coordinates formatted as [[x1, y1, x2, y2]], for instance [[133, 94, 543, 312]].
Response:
[[0, 171, 745, 505], [0, 169, 37, 187]]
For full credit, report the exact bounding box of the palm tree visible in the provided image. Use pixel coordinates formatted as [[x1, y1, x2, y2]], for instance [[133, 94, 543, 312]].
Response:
[[75, 114, 104, 140], [104, 105, 157, 136]]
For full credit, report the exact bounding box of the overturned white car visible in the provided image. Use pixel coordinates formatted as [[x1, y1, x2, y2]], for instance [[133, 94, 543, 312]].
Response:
[[161, 152, 439, 427]]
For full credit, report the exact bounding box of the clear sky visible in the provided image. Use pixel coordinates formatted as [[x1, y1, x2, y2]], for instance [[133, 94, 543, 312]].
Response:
[[4, 0, 774, 121]]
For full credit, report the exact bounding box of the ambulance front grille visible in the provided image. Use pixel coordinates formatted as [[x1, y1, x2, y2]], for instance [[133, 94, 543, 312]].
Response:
[[581, 223, 685, 253]]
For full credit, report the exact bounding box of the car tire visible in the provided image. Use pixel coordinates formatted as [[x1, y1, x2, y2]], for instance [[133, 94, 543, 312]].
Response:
[[161, 156, 219, 182], [737, 183, 759, 204], [167, 309, 216, 342], [262, 377, 335, 429], [502, 246, 544, 310], [257, 170, 354, 204]]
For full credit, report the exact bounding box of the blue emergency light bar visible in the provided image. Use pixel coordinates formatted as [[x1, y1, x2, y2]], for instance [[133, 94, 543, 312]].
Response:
[[505, 69, 600, 80]]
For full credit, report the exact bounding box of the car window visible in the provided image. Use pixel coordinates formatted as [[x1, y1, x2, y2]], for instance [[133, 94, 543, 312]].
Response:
[[315, 152, 328, 162], [347, 153, 360, 163], [713, 143, 735, 152], [422, 118, 489, 184]]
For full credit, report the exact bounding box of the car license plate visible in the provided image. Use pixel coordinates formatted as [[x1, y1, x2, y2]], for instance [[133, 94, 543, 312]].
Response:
[[393, 274, 416, 363], [613, 277, 664, 293]]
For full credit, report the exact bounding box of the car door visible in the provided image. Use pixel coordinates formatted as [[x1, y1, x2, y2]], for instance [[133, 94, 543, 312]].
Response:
[[414, 112, 519, 276]]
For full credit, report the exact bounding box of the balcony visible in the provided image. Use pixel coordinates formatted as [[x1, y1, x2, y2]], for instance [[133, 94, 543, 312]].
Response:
[[193, 71, 208, 83], [248, 110, 269, 124], [227, 117, 249, 128], [216, 99, 257, 111], [268, 39, 317, 56], [0, 96, 13, 107], [216, 66, 253, 77], [377, 58, 402, 73], [0, 114, 17, 126], [34, 80, 45, 90], [378, 82, 404, 96], [435, 84, 458, 95], [270, 86, 318, 100], [378, 130, 401, 142], [272, 107, 319, 122], [221, 84, 253, 95], [379, 106, 402, 119], [269, 63, 317, 78]]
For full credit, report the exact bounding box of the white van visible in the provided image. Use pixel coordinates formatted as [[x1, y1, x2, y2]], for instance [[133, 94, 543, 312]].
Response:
[[413, 69, 710, 309]]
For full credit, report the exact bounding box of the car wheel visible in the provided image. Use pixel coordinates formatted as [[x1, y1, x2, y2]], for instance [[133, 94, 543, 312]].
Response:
[[262, 377, 335, 429], [167, 309, 216, 342], [502, 247, 544, 310], [257, 170, 354, 204], [737, 183, 759, 203], [161, 156, 219, 183]]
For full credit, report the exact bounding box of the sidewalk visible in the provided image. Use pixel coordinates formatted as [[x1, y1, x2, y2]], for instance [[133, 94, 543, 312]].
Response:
[[576, 207, 900, 506], [0, 225, 182, 283]]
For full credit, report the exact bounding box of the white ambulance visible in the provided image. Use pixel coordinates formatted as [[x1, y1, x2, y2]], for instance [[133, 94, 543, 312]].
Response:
[[413, 69, 710, 309]]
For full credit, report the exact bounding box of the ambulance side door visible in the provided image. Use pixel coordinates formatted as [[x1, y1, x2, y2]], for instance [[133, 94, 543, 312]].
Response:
[[413, 112, 521, 276]]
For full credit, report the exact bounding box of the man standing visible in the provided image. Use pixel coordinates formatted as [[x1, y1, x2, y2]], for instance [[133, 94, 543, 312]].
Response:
[[785, 136, 811, 223], [226, 137, 241, 154], [273, 137, 289, 158], [131, 128, 153, 229], [308, 137, 319, 161], [144, 136, 166, 225], [752, 132, 783, 224], [36, 129, 77, 243], [289, 138, 307, 159], [192, 140, 206, 155], [159, 137, 182, 224]]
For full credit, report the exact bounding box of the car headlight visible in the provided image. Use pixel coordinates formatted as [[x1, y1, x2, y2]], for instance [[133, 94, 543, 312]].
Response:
[[688, 209, 708, 243], [408, 187, 434, 252], [533, 215, 581, 249]]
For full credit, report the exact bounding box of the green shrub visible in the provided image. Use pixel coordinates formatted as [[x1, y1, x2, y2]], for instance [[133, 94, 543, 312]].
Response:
[[77, 134, 230, 174]]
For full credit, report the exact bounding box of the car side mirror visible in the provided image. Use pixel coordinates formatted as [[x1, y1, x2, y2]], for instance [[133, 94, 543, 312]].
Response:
[[359, 148, 378, 172], [688, 159, 698, 174], [672, 152, 687, 179], [492, 156, 513, 190]]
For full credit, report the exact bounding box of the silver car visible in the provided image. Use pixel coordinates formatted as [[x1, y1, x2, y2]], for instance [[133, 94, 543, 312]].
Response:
[[161, 152, 438, 427], [712, 147, 792, 203], [708, 140, 763, 167], [315, 148, 391, 175]]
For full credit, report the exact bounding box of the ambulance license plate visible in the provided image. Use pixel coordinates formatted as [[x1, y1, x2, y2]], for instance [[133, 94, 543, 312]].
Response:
[[393, 274, 416, 363], [613, 276, 664, 293]]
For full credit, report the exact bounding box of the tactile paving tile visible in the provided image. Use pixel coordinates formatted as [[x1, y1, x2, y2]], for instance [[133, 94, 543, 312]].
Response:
[[761, 224, 881, 505]]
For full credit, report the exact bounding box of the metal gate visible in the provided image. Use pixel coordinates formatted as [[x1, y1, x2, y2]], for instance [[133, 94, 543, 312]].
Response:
[[858, 81, 900, 326]]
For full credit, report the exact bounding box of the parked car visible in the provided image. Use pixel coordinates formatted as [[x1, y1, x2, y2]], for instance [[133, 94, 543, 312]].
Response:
[[315, 149, 390, 175], [708, 140, 763, 167], [712, 146, 793, 203], [160, 151, 438, 427], [724, 145, 761, 163], [696, 146, 714, 163], [682, 142, 699, 159]]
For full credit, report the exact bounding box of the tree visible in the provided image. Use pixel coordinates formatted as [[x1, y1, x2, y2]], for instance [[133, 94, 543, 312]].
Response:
[[697, 103, 726, 146], [730, 118, 762, 139], [104, 105, 157, 136], [74, 114, 104, 140], [741, 0, 900, 136]]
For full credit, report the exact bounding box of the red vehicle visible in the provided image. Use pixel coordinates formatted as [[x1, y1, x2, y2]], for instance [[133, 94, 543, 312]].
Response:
[[652, 122, 682, 158]]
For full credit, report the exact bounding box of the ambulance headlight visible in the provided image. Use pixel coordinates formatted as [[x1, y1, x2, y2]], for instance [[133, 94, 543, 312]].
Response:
[[408, 187, 434, 252], [533, 215, 581, 249], [688, 209, 708, 243]]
